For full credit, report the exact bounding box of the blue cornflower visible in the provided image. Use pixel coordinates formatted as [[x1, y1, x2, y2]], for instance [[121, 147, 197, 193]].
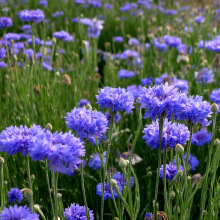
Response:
[[42, 62, 53, 71], [25, 48, 34, 59], [89, 152, 106, 170], [210, 88, 220, 103], [3, 33, 20, 41], [64, 203, 94, 220], [0, 17, 12, 29], [53, 30, 70, 40], [145, 213, 153, 219], [29, 130, 85, 176], [159, 162, 183, 181], [155, 73, 168, 85], [191, 129, 212, 146], [141, 77, 153, 86], [53, 11, 64, 18], [173, 153, 199, 171], [126, 85, 144, 100], [96, 181, 123, 200], [0, 48, 6, 59], [96, 87, 135, 114], [19, 9, 45, 23], [172, 77, 189, 93], [113, 36, 123, 43], [39, 0, 48, 7], [153, 38, 167, 52], [143, 119, 190, 151], [139, 82, 188, 120], [0, 124, 44, 156], [205, 39, 220, 53], [195, 16, 205, 23], [118, 69, 135, 79], [8, 188, 23, 203], [0, 61, 7, 68], [0, 204, 39, 219], [119, 49, 139, 60], [112, 172, 134, 188], [164, 35, 182, 48], [105, 111, 121, 124], [128, 38, 139, 46], [195, 68, 214, 84], [77, 99, 90, 107], [65, 107, 108, 143], [179, 96, 212, 127]]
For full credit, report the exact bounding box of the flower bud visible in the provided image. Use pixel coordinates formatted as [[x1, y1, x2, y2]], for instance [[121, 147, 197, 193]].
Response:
[[46, 123, 53, 131], [211, 103, 219, 113], [110, 179, 117, 187], [4, 181, 7, 185], [119, 157, 128, 169], [177, 170, 183, 177], [52, 37, 57, 44], [176, 144, 184, 155], [191, 173, 202, 188], [53, 217, 60, 220], [57, 193, 62, 198], [86, 104, 92, 110], [214, 139, 220, 147], [34, 204, 41, 211], [55, 71, 60, 77], [0, 157, 4, 164], [147, 171, 152, 177], [169, 191, 175, 200], [31, 174, 35, 181], [24, 188, 33, 203]]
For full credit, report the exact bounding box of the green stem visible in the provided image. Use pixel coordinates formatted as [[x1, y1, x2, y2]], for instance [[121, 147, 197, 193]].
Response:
[[54, 172, 59, 220], [26, 155, 33, 210], [80, 163, 90, 220], [153, 117, 164, 219], [163, 149, 167, 213], [0, 162, 4, 211], [45, 160, 54, 216], [185, 126, 193, 170]]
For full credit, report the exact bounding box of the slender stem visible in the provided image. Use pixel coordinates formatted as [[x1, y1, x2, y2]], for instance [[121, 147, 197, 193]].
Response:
[[185, 126, 193, 170], [26, 155, 34, 210], [4, 29, 13, 74], [153, 117, 164, 219], [163, 149, 167, 213], [54, 172, 59, 220], [0, 162, 4, 211], [200, 112, 217, 219], [45, 160, 54, 216], [80, 163, 90, 220]]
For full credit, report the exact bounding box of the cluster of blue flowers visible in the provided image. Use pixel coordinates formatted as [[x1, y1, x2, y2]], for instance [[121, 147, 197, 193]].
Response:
[[19, 9, 45, 23]]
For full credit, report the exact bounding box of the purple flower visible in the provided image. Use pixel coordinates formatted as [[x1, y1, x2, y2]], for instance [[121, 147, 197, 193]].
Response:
[[0, 205, 39, 219], [164, 35, 182, 48], [210, 88, 220, 103], [179, 96, 212, 127], [172, 76, 189, 93], [29, 131, 85, 176], [89, 152, 106, 170], [159, 162, 183, 181], [191, 129, 212, 146], [53, 30, 70, 40], [145, 213, 153, 219], [139, 82, 188, 120], [96, 87, 135, 114], [155, 73, 168, 85], [77, 99, 90, 107], [105, 111, 121, 124], [195, 16, 205, 23], [126, 85, 144, 100], [3, 33, 20, 41], [153, 38, 167, 52], [0, 61, 7, 68], [205, 39, 220, 53], [64, 203, 94, 220], [8, 188, 23, 203], [0, 47, 6, 59], [105, 3, 113, 9], [112, 172, 134, 188], [195, 68, 214, 84], [65, 107, 108, 143], [143, 119, 190, 151], [19, 9, 45, 23], [0, 124, 44, 156], [141, 77, 153, 86], [118, 69, 135, 79], [53, 11, 64, 18], [0, 17, 12, 29], [113, 36, 123, 42], [128, 38, 139, 46], [39, 0, 48, 7]]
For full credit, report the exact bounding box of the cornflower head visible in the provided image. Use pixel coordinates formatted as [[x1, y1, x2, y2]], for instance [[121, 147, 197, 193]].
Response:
[[96, 87, 135, 114], [143, 119, 190, 151], [164, 35, 182, 48], [0, 17, 12, 29], [19, 9, 45, 23], [173, 153, 199, 171], [64, 203, 94, 220], [0, 61, 7, 68], [210, 88, 220, 104], [0, 204, 39, 219], [118, 69, 135, 79], [88, 151, 106, 170], [179, 95, 212, 127], [153, 37, 167, 52], [77, 99, 90, 107], [205, 39, 220, 53], [65, 107, 108, 144], [126, 85, 144, 100], [195, 68, 214, 84], [29, 130, 85, 176], [112, 172, 134, 188], [0, 124, 44, 156], [191, 129, 212, 146], [139, 82, 188, 120], [8, 188, 23, 203], [141, 77, 153, 86], [53, 30, 70, 40], [0, 47, 6, 59], [159, 162, 183, 181]]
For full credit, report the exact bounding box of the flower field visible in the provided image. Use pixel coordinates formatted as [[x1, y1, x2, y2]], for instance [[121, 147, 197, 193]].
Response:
[[0, 0, 220, 219]]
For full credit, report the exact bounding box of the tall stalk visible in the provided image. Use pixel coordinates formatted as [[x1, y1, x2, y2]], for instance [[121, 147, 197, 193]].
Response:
[[163, 149, 167, 213], [0, 157, 4, 211], [54, 172, 59, 220], [26, 155, 33, 210], [153, 117, 164, 219]]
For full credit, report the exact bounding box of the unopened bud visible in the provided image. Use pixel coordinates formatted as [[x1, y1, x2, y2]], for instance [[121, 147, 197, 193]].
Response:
[[86, 104, 92, 110], [110, 179, 118, 187], [203, 210, 207, 215], [31, 174, 35, 181], [4, 181, 7, 185], [214, 139, 220, 147], [169, 191, 175, 200], [46, 123, 53, 131], [53, 217, 60, 220], [57, 193, 62, 198], [177, 170, 183, 177], [0, 157, 4, 164], [176, 144, 184, 155], [24, 188, 33, 203], [119, 157, 129, 169], [52, 37, 57, 44], [34, 204, 40, 211], [211, 103, 219, 113], [188, 176, 191, 180], [147, 171, 152, 176]]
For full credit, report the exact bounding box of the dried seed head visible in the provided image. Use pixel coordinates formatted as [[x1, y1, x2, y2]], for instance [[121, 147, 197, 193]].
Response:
[[62, 74, 71, 85]]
